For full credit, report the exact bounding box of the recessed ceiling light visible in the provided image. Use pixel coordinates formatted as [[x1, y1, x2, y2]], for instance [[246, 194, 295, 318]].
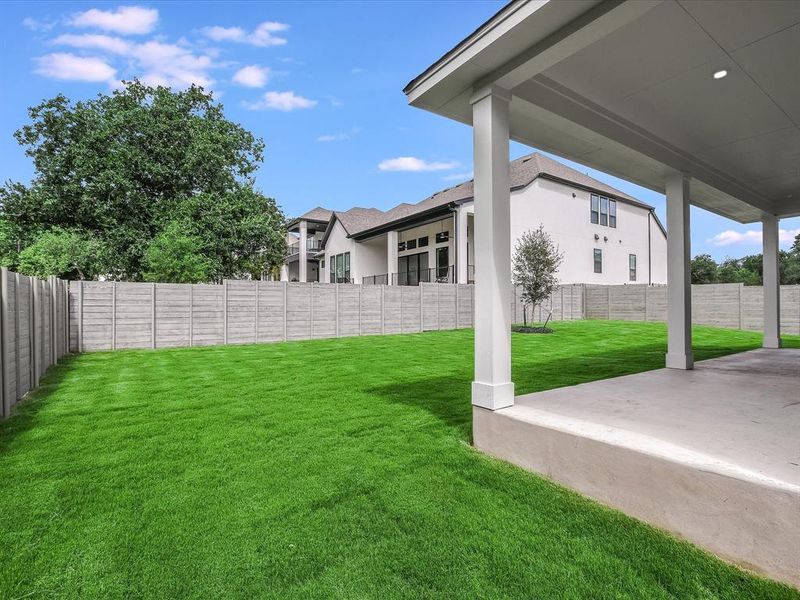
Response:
[[713, 69, 728, 79]]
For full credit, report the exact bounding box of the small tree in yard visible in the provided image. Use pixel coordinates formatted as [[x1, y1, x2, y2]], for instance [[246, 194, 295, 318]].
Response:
[[512, 225, 564, 330]]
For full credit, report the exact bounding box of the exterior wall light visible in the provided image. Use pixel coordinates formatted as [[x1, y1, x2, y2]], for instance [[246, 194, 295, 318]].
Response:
[[713, 70, 728, 79]]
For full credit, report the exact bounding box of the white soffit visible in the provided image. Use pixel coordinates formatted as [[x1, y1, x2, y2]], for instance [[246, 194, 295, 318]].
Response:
[[406, 0, 800, 223]]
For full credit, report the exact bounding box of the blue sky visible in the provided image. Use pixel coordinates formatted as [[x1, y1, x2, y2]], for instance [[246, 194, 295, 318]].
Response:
[[1, 1, 797, 260]]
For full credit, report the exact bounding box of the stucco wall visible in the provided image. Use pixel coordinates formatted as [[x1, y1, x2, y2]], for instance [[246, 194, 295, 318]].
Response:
[[322, 220, 356, 282], [355, 234, 388, 283], [507, 178, 667, 284], [396, 216, 457, 278]]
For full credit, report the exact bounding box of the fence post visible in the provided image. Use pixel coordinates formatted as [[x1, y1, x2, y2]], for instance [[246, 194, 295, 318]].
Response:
[[436, 283, 446, 331], [62, 280, 68, 357], [14, 273, 21, 400], [189, 285, 194, 347], [310, 282, 315, 339], [254, 281, 260, 344], [78, 280, 84, 353], [0, 269, 7, 418], [738, 283, 743, 330], [381, 285, 385, 335], [358, 284, 362, 336], [151, 282, 156, 349], [606, 285, 611, 320], [111, 282, 117, 351], [335, 283, 340, 338], [419, 284, 423, 333], [49, 277, 56, 362], [31, 279, 39, 387], [222, 280, 228, 345], [283, 282, 288, 342]]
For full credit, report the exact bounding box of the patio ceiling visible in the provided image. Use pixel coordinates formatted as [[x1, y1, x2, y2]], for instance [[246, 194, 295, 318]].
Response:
[[405, 0, 800, 223]]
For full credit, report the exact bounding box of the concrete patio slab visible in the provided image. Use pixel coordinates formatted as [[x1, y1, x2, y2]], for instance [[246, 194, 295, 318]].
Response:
[[474, 349, 800, 587]]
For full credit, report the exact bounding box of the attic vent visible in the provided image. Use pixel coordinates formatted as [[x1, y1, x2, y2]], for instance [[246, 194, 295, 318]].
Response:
[[522, 157, 532, 162]]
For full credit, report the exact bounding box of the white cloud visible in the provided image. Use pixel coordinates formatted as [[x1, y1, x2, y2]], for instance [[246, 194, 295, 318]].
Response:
[[69, 6, 159, 35], [708, 228, 800, 247], [316, 128, 360, 142], [232, 65, 270, 88], [243, 91, 316, 111], [443, 171, 473, 181], [23, 17, 55, 32], [378, 157, 460, 172], [131, 41, 215, 88], [52, 33, 132, 54], [201, 21, 289, 47], [34, 52, 116, 81]]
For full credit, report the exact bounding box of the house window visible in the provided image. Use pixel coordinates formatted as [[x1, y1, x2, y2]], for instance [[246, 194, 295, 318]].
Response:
[[418, 236, 429, 247], [398, 241, 406, 252], [629, 254, 637, 281], [321, 259, 325, 269], [329, 251, 351, 283], [591, 194, 617, 228], [406, 239, 417, 250], [435, 231, 449, 243], [593, 248, 602, 274]]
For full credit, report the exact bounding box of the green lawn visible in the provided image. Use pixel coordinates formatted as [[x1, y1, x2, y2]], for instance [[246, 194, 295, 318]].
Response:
[[1, 321, 798, 599]]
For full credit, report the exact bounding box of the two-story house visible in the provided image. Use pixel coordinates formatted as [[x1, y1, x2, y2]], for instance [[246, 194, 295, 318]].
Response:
[[283, 152, 667, 285]]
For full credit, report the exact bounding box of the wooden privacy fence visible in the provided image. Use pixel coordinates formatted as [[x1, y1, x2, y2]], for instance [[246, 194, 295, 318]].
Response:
[[69, 281, 480, 352], [584, 283, 800, 335], [0, 268, 70, 419]]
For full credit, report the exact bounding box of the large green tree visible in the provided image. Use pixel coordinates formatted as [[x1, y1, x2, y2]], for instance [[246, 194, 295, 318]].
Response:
[[0, 80, 286, 281]]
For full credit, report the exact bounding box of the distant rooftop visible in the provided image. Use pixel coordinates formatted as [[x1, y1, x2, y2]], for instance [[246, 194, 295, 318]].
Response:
[[325, 152, 653, 240]]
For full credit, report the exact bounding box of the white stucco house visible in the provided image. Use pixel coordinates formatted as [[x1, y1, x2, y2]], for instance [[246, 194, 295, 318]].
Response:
[[284, 152, 666, 286]]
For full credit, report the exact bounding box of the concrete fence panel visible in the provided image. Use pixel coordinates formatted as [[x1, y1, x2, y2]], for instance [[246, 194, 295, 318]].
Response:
[[68, 281, 479, 353], [0, 269, 69, 421], [359, 285, 383, 336], [583, 283, 800, 336]]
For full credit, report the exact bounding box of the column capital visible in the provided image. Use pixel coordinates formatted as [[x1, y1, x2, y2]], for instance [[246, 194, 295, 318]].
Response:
[[760, 212, 779, 224], [470, 84, 512, 106]]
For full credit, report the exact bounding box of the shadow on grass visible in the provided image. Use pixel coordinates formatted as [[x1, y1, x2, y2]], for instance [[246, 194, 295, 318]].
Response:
[[369, 336, 763, 441], [0, 354, 81, 454]]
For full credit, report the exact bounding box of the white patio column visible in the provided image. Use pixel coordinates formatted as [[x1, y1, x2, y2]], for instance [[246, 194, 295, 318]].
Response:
[[762, 213, 782, 348], [665, 171, 693, 370], [280, 264, 289, 282], [298, 220, 308, 283], [387, 230, 398, 285], [456, 205, 469, 284], [471, 84, 513, 410]]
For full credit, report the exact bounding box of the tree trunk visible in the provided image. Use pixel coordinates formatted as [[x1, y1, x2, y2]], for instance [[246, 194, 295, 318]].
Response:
[[523, 304, 527, 328]]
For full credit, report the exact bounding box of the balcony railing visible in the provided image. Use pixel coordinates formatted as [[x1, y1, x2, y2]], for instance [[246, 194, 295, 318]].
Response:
[[392, 266, 455, 286], [287, 239, 323, 256], [362, 274, 389, 285]]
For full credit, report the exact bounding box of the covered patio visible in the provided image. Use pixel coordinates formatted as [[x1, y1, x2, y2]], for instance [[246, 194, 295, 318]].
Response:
[[404, 0, 800, 586]]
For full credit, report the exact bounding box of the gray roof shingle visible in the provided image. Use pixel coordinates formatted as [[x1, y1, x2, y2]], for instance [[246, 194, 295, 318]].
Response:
[[321, 152, 653, 241]]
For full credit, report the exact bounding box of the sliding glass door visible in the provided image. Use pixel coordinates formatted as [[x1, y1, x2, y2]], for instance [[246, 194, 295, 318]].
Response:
[[397, 251, 428, 286]]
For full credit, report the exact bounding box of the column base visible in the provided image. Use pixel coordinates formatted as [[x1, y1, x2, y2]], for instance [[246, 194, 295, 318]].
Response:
[[763, 337, 782, 349], [666, 352, 694, 370], [472, 381, 514, 410]]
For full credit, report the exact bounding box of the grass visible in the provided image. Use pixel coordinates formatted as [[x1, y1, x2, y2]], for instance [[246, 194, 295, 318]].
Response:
[[1, 320, 798, 599]]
